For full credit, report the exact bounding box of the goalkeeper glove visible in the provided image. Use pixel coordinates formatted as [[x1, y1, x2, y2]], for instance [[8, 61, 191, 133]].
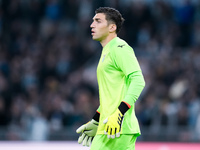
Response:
[[103, 101, 130, 139], [77, 132, 93, 147], [76, 119, 99, 146], [76, 111, 100, 147]]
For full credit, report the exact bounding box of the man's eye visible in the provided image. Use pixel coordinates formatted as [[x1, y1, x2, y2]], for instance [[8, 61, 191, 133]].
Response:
[[96, 20, 101, 23]]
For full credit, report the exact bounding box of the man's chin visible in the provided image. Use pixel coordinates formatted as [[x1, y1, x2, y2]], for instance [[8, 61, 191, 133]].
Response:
[[92, 36, 100, 41]]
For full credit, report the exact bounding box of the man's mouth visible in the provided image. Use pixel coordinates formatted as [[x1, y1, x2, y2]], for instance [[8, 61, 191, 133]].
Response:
[[91, 30, 95, 35]]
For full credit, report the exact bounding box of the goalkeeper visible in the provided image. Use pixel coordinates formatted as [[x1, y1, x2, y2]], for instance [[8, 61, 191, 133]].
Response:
[[76, 7, 145, 150]]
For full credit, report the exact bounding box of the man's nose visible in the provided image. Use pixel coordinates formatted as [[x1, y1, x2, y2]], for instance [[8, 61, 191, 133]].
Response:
[[90, 22, 95, 28]]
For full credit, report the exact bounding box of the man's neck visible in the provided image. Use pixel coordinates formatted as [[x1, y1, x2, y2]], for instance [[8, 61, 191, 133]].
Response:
[[100, 34, 117, 48]]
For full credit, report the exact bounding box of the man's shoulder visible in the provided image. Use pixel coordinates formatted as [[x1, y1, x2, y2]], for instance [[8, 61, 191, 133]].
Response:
[[110, 37, 132, 51]]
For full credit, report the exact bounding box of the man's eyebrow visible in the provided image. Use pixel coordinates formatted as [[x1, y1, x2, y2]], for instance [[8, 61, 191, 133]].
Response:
[[93, 17, 101, 21]]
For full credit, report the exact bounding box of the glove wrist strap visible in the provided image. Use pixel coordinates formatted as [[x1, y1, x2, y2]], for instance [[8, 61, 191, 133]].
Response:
[[92, 111, 100, 122], [118, 101, 131, 115]]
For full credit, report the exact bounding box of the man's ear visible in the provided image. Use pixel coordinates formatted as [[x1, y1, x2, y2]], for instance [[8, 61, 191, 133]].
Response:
[[109, 24, 117, 33]]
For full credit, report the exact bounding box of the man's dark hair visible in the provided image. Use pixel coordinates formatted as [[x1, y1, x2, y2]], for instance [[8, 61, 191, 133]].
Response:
[[95, 7, 125, 34]]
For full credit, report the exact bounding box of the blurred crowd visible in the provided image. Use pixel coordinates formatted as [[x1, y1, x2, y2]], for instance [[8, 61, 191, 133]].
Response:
[[0, 0, 200, 142]]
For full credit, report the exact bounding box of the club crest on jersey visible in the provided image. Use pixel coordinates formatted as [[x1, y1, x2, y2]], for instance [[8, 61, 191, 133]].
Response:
[[102, 54, 106, 62]]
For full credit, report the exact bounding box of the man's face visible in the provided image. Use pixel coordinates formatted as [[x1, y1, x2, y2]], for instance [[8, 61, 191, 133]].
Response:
[[90, 13, 110, 41]]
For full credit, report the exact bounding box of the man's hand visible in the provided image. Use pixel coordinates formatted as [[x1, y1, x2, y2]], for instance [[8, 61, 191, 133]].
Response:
[[77, 132, 93, 147], [103, 109, 124, 139], [76, 119, 99, 147]]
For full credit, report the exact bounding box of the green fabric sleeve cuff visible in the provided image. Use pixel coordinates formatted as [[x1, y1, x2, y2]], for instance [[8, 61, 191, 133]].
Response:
[[97, 106, 100, 113]]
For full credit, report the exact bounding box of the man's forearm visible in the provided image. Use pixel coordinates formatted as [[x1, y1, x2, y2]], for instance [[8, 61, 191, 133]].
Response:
[[123, 71, 145, 106]]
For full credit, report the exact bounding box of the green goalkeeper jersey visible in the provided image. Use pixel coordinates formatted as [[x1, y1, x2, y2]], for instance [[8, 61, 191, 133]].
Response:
[[96, 37, 144, 136]]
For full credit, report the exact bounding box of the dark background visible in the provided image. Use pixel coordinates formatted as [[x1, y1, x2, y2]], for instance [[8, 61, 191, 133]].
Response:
[[0, 0, 200, 142]]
